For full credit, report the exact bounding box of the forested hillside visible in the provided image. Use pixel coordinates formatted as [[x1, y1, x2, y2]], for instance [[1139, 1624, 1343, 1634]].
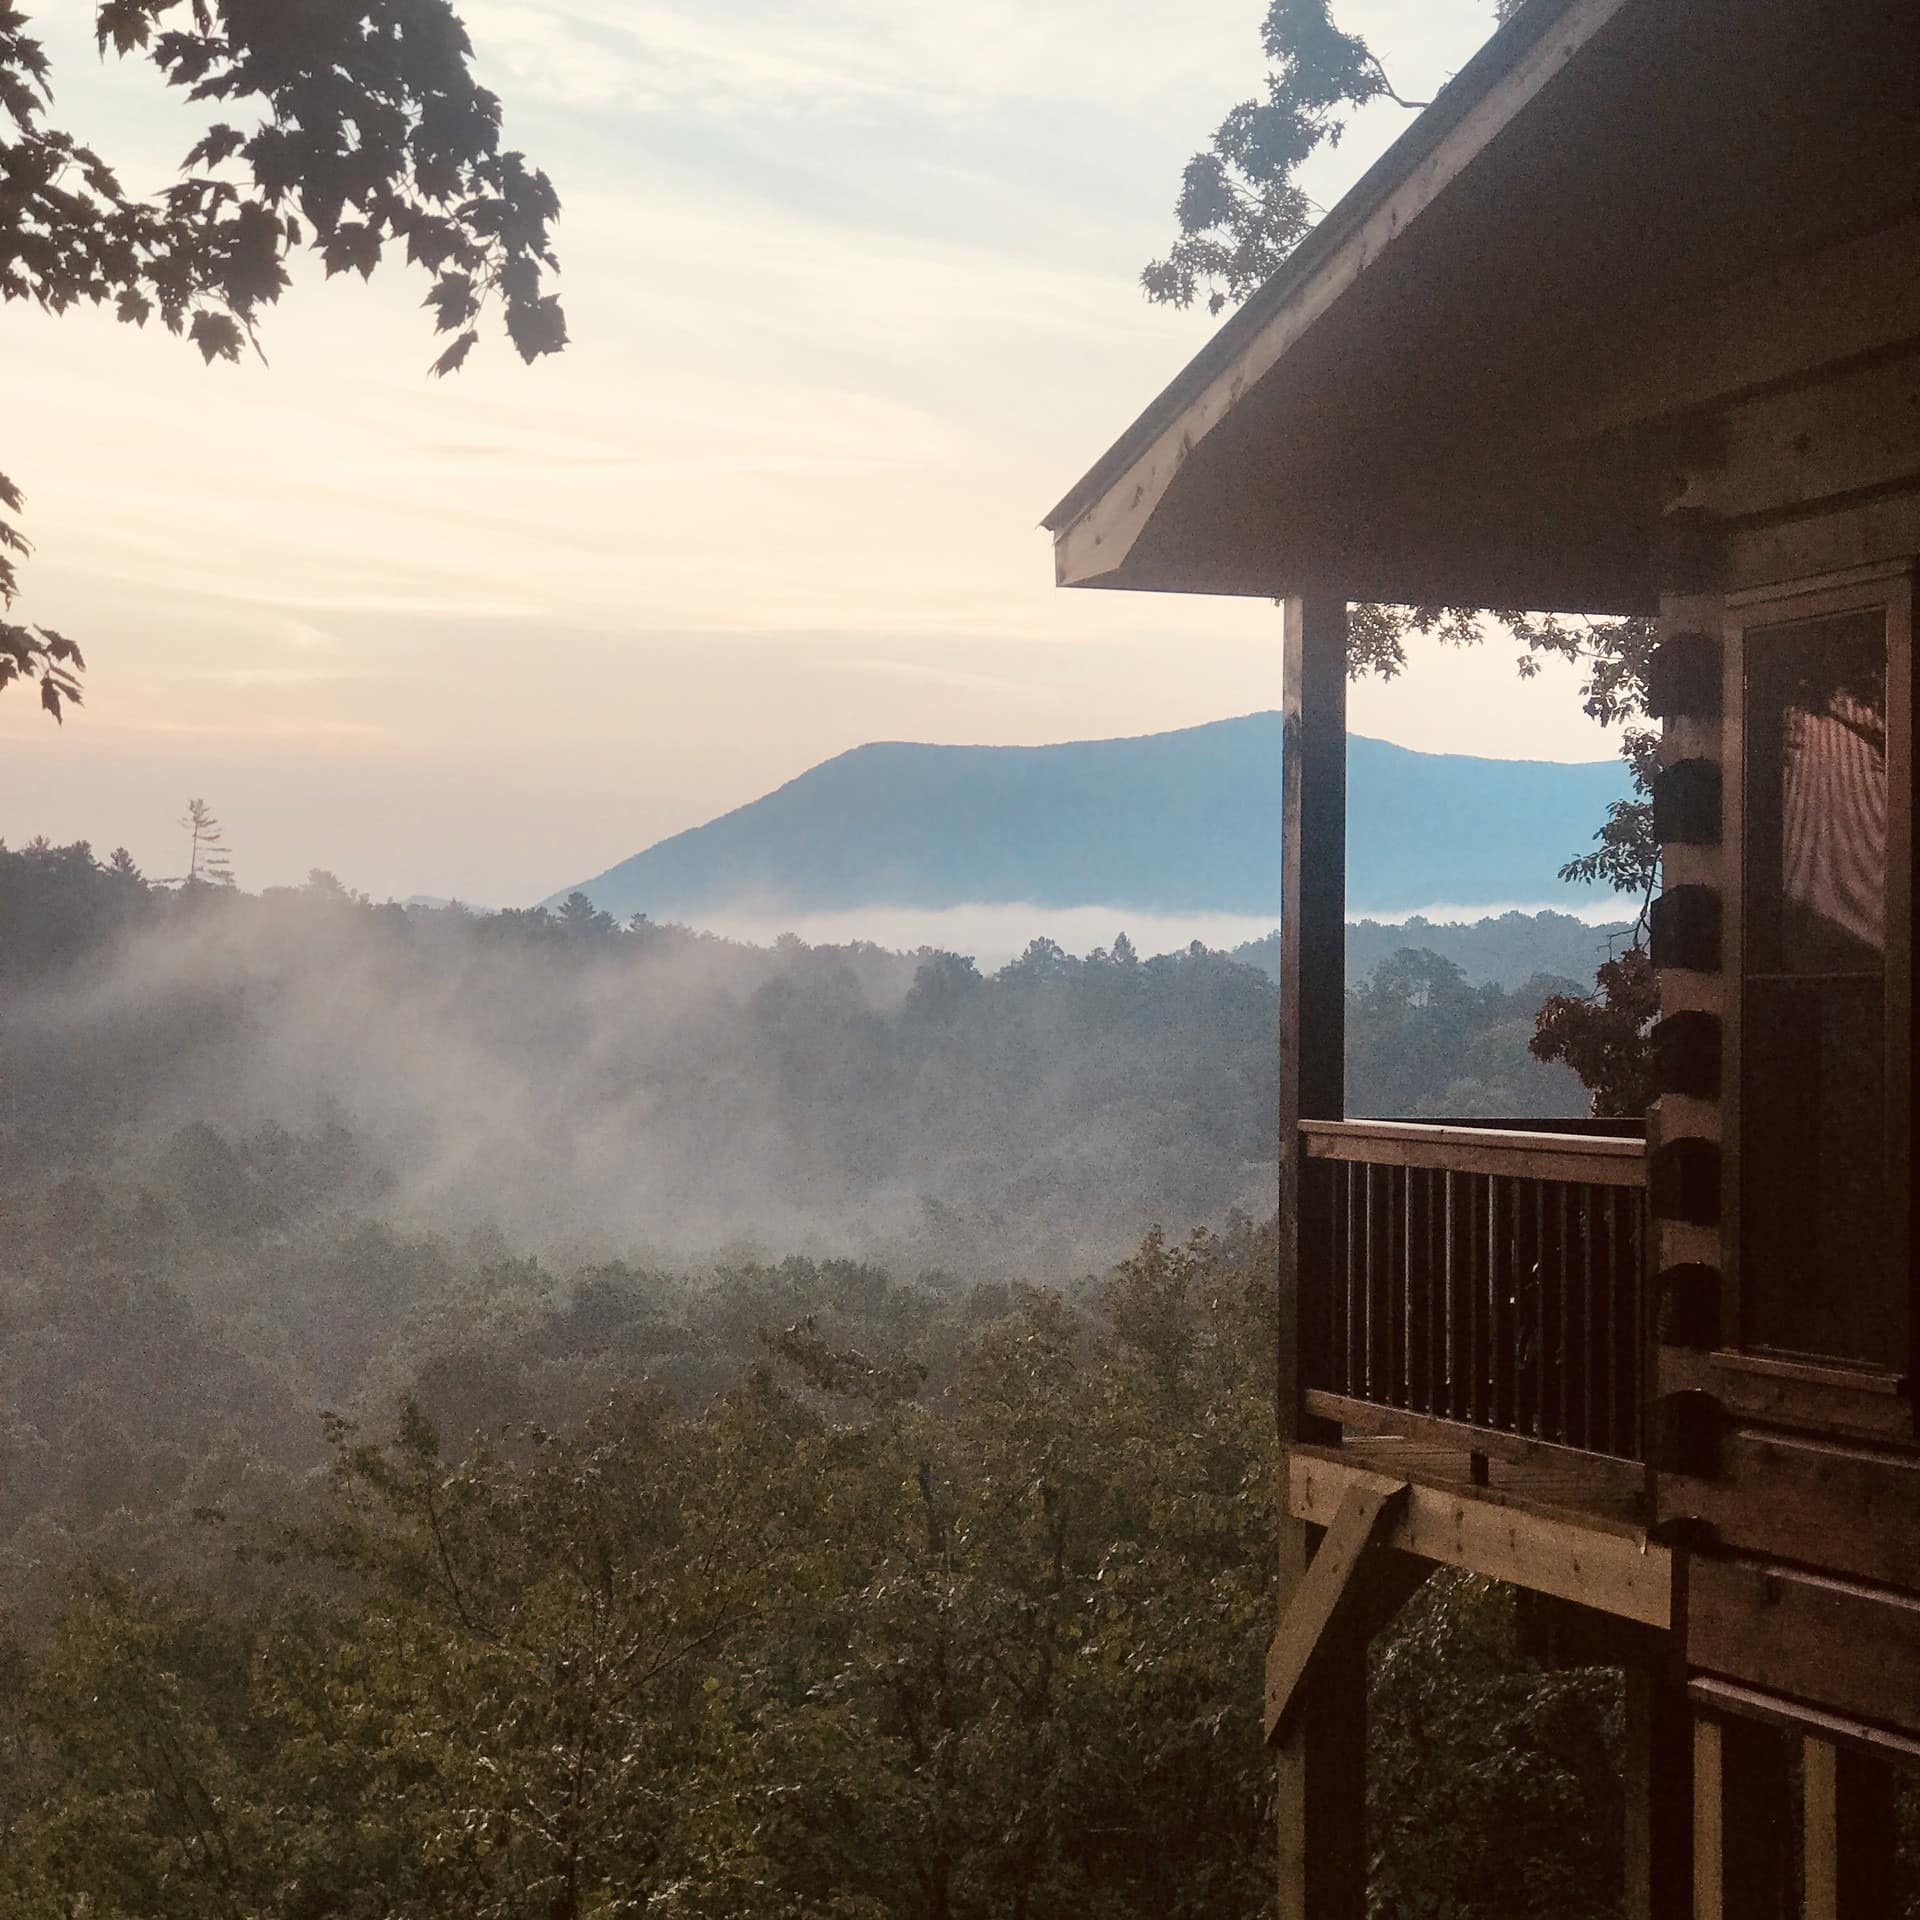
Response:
[[1, 839, 1764, 1920], [1, 837, 1589, 1557], [1, 1224, 1656, 1920], [1236, 907, 1633, 989], [8, 1208, 1914, 1918]]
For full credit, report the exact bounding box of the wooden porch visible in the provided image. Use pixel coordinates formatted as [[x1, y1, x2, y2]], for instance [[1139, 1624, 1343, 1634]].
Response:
[[1271, 596, 1660, 1514]]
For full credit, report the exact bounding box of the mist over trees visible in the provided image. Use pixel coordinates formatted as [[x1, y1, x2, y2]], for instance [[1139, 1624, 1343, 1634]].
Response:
[[1, 838, 1589, 1274], [0, 834, 1588, 1568]]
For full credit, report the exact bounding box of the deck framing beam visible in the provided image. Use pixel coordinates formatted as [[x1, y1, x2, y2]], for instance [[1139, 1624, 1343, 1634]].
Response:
[[1287, 1449, 1673, 1628]]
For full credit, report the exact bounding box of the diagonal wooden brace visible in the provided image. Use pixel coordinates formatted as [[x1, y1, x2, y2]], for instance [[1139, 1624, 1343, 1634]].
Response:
[[1265, 1477, 1410, 1745]]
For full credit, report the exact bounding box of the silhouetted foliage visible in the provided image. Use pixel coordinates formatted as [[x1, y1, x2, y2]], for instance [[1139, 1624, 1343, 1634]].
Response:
[[1, 0, 564, 715], [173, 797, 234, 888]]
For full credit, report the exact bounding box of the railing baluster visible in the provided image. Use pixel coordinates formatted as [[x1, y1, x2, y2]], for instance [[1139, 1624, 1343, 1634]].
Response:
[[1322, 1159, 1338, 1392], [1499, 1175, 1512, 1436], [1506, 1176, 1521, 1437], [1555, 1183, 1570, 1449], [1582, 1184, 1597, 1452], [1362, 1163, 1375, 1400], [1425, 1168, 1440, 1416], [1444, 1170, 1459, 1424], [1628, 1188, 1645, 1460], [1344, 1152, 1359, 1397], [1485, 1174, 1500, 1432], [1470, 1173, 1485, 1427], [1607, 1186, 1623, 1458], [1343, 1164, 1357, 1395], [1384, 1168, 1398, 1405], [1536, 1175, 1551, 1436], [1405, 1159, 1420, 1405], [1383, 1165, 1397, 1407]]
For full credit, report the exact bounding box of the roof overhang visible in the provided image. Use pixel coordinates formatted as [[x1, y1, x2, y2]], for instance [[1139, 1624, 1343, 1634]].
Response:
[[1046, 0, 1920, 614]]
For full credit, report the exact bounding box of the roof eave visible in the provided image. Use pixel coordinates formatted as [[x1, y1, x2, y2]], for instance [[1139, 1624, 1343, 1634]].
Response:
[[1043, 0, 1630, 589]]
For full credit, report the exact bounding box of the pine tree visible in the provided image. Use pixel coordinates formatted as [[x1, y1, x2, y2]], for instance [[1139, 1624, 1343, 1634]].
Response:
[[177, 799, 233, 889]]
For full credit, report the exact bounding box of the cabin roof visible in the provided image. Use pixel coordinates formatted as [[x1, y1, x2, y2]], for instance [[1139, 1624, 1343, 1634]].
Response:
[[1044, 0, 1920, 612], [1040, 0, 1588, 539]]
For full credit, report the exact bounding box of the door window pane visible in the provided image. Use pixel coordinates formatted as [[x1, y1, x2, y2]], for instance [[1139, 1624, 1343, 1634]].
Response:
[[1745, 612, 1887, 974], [1741, 609, 1895, 1365]]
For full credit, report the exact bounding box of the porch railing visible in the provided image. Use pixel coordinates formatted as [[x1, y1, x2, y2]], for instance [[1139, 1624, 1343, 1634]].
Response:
[[1299, 1119, 1648, 1461]]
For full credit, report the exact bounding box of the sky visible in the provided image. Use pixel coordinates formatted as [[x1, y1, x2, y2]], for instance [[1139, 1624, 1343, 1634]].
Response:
[[0, 0, 1619, 907]]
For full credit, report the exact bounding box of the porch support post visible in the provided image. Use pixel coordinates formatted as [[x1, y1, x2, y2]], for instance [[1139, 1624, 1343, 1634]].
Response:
[[1275, 1588, 1368, 1920], [1623, 1665, 1693, 1920], [1276, 594, 1351, 1920], [1277, 592, 1348, 1443]]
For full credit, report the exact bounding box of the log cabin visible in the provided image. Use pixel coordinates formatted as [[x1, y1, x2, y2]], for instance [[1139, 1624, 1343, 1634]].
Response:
[[1044, 0, 1919, 1913]]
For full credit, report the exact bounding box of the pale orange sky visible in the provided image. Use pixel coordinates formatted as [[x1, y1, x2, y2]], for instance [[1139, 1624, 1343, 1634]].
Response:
[[1, 0, 1613, 904]]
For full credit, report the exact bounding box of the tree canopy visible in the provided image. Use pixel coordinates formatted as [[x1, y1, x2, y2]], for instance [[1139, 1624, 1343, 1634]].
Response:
[[0, 1221, 1679, 1920], [1, 0, 565, 718]]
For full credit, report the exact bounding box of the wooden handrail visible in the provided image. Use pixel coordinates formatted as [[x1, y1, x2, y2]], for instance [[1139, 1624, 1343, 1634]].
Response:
[[1299, 1117, 1647, 1188]]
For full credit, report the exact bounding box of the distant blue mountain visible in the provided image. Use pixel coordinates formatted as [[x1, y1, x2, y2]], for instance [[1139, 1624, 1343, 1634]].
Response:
[[546, 714, 1628, 920]]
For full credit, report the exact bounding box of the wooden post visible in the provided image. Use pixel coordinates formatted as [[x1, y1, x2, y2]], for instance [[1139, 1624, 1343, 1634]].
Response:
[[1276, 595, 1352, 1919], [1802, 1736, 1896, 1920], [1693, 1714, 1791, 1920], [1275, 1582, 1368, 1920], [1277, 593, 1348, 1443], [1623, 1666, 1692, 1920]]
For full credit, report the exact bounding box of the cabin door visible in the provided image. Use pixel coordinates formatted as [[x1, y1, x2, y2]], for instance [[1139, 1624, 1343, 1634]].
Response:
[[1727, 569, 1912, 1375]]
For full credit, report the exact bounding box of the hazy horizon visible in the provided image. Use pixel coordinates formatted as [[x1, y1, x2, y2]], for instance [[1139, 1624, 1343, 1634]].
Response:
[[591, 898, 1633, 973]]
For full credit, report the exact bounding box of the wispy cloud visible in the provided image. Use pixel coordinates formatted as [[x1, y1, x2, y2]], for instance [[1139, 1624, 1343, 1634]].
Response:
[[463, 0, 1270, 119]]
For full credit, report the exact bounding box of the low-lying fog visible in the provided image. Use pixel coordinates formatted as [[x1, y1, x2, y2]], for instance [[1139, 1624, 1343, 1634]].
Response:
[[586, 897, 1629, 973], [5, 884, 1285, 1278]]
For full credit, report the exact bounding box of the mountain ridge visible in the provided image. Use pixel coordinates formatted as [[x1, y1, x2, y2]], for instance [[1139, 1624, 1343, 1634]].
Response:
[[547, 713, 1629, 920]]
